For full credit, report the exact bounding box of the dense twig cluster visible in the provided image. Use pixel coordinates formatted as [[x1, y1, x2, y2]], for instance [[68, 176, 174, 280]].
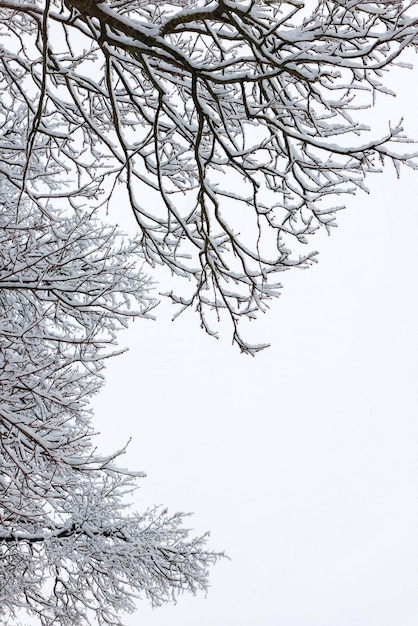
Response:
[[0, 190, 221, 626]]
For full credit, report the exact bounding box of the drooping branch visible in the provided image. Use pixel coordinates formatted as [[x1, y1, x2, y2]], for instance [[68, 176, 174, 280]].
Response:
[[0, 0, 417, 351]]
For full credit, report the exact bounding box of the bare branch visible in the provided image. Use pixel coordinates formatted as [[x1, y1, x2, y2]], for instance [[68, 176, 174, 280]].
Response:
[[0, 0, 417, 352]]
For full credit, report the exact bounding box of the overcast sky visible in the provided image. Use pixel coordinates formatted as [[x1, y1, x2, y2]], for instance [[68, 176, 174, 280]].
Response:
[[91, 61, 418, 626]]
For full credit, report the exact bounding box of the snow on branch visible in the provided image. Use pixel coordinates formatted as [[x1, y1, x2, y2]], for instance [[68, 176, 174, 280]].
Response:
[[0, 186, 222, 625], [0, 0, 417, 350]]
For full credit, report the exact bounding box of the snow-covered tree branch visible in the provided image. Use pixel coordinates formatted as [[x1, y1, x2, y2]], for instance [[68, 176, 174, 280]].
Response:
[[0, 0, 417, 351], [0, 189, 222, 626]]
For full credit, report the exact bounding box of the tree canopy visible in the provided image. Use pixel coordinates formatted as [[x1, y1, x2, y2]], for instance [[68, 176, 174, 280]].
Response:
[[0, 189, 222, 626], [1, 1, 417, 622], [1, 0, 417, 351]]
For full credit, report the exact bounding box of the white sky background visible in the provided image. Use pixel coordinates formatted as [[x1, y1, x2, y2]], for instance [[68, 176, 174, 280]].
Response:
[[91, 60, 418, 626]]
